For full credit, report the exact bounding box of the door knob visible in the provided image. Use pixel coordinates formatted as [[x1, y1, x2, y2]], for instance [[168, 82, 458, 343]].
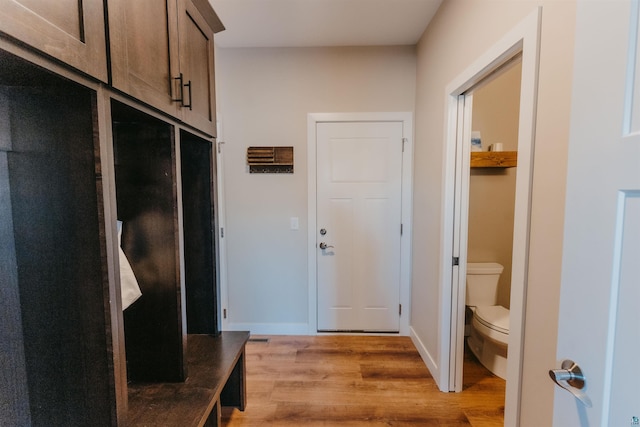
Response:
[[319, 242, 334, 250], [549, 359, 592, 407]]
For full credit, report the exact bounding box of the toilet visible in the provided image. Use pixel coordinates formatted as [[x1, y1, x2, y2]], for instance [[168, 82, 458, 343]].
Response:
[[466, 262, 509, 379]]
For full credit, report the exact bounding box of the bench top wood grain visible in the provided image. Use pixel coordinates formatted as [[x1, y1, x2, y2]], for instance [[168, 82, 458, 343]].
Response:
[[127, 331, 249, 426]]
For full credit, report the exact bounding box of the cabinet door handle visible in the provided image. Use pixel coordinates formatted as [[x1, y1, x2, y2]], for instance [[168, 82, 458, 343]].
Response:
[[183, 80, 192, 110], [172, 73, 185, 104]]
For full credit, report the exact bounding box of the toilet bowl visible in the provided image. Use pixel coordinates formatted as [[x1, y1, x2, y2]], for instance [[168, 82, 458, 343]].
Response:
[[466, 262, 509, 379]]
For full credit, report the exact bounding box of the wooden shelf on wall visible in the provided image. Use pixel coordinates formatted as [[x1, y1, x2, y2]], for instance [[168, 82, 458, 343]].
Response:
[[470, 151, 517, 168]]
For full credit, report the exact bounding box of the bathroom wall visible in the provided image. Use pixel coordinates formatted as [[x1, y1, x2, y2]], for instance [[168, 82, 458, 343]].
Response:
[[468, 61, 522, 308]]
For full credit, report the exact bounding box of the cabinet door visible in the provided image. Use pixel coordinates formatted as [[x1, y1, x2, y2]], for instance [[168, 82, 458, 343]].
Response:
[[177, 0, 217, 136], [109, 0, 181, 118], [0, 0, 108, 81]]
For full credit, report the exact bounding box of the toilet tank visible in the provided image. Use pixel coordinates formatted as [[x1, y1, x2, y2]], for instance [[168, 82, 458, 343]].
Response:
[[466, 262, 504, 307]]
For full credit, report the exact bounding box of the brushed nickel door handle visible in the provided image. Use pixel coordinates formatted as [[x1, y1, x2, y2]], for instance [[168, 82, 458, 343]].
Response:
[[549, 359, 592, 407]]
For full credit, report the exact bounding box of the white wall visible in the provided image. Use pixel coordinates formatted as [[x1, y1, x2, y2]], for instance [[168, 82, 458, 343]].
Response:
[[215, 46, 417, 333], [411, 1, 575, 425]]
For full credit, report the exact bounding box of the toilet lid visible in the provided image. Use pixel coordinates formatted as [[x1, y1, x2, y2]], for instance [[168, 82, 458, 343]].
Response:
[[474, 306, 509, 334]]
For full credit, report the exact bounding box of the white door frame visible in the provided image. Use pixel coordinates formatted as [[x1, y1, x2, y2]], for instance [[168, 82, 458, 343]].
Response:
[[307, 112, 414, 335], [215, 118, 230, 331], [439, 8, 541, 426]]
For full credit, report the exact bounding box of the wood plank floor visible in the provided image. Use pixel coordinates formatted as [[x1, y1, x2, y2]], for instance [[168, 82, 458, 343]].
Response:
[[221, 335, 505, 426]]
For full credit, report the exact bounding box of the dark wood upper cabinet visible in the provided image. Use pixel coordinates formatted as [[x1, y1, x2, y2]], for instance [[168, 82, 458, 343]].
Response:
[[178, 0, 222, 134], [0, 0, 108, 81], [108, 0, 181, 121], [109, 0, 224, 136], [0, 0, 223, 135]]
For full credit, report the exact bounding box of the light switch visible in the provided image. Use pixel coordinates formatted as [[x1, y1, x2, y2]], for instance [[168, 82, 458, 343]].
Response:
[[290, 217, 299, 230]]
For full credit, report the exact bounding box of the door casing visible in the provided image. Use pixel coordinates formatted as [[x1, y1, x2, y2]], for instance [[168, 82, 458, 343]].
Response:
[[307, 112, 414, 336]]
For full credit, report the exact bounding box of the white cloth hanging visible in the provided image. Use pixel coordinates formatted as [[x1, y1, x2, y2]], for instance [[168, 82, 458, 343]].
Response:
[[117, 220, 142, 310]]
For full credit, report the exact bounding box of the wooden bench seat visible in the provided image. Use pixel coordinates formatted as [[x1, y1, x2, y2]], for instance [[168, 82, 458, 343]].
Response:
[[127, 331, 249, 426]]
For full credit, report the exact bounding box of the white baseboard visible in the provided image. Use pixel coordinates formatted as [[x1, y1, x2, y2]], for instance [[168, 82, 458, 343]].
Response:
[[224, 322, 309, 335]]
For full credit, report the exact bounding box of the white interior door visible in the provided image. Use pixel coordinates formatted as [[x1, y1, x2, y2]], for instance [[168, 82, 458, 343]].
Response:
[[316, 121, 403, 332], [553, 1, 640, 425]]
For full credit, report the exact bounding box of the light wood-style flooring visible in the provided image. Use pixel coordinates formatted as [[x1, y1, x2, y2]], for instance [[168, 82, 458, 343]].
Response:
[[221, 335, 505, 426]]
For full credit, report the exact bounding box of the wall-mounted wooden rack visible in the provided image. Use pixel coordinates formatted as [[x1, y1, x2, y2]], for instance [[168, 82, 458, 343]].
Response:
[[247, 146, 294, 173], [470, 151, 517, 168]]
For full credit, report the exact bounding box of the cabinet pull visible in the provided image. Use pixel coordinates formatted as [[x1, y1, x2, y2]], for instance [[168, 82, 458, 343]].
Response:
[[183, 80, 192, 110], [171, 74, 192, 110], [172, 73, 185, 104]]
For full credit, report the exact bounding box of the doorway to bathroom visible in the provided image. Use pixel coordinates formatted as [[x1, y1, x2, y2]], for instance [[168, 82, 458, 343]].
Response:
[[464, 58, 522, 384], [441, 9, 541, 426], [453, 55, 528, 422]]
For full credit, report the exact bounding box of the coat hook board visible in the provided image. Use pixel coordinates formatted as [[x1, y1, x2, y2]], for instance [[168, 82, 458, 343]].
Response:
[[247, 146, 293, 173]]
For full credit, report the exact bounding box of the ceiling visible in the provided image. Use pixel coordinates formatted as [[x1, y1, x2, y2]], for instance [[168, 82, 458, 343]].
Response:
[[208, 0, 443, 48]]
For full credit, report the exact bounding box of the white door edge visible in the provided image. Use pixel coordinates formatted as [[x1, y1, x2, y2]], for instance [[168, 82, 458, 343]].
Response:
[[439, 7, 542, 426], [307, 112, 414, 336], [451, 93, 473, 390], [215, 117, 230, 331]]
